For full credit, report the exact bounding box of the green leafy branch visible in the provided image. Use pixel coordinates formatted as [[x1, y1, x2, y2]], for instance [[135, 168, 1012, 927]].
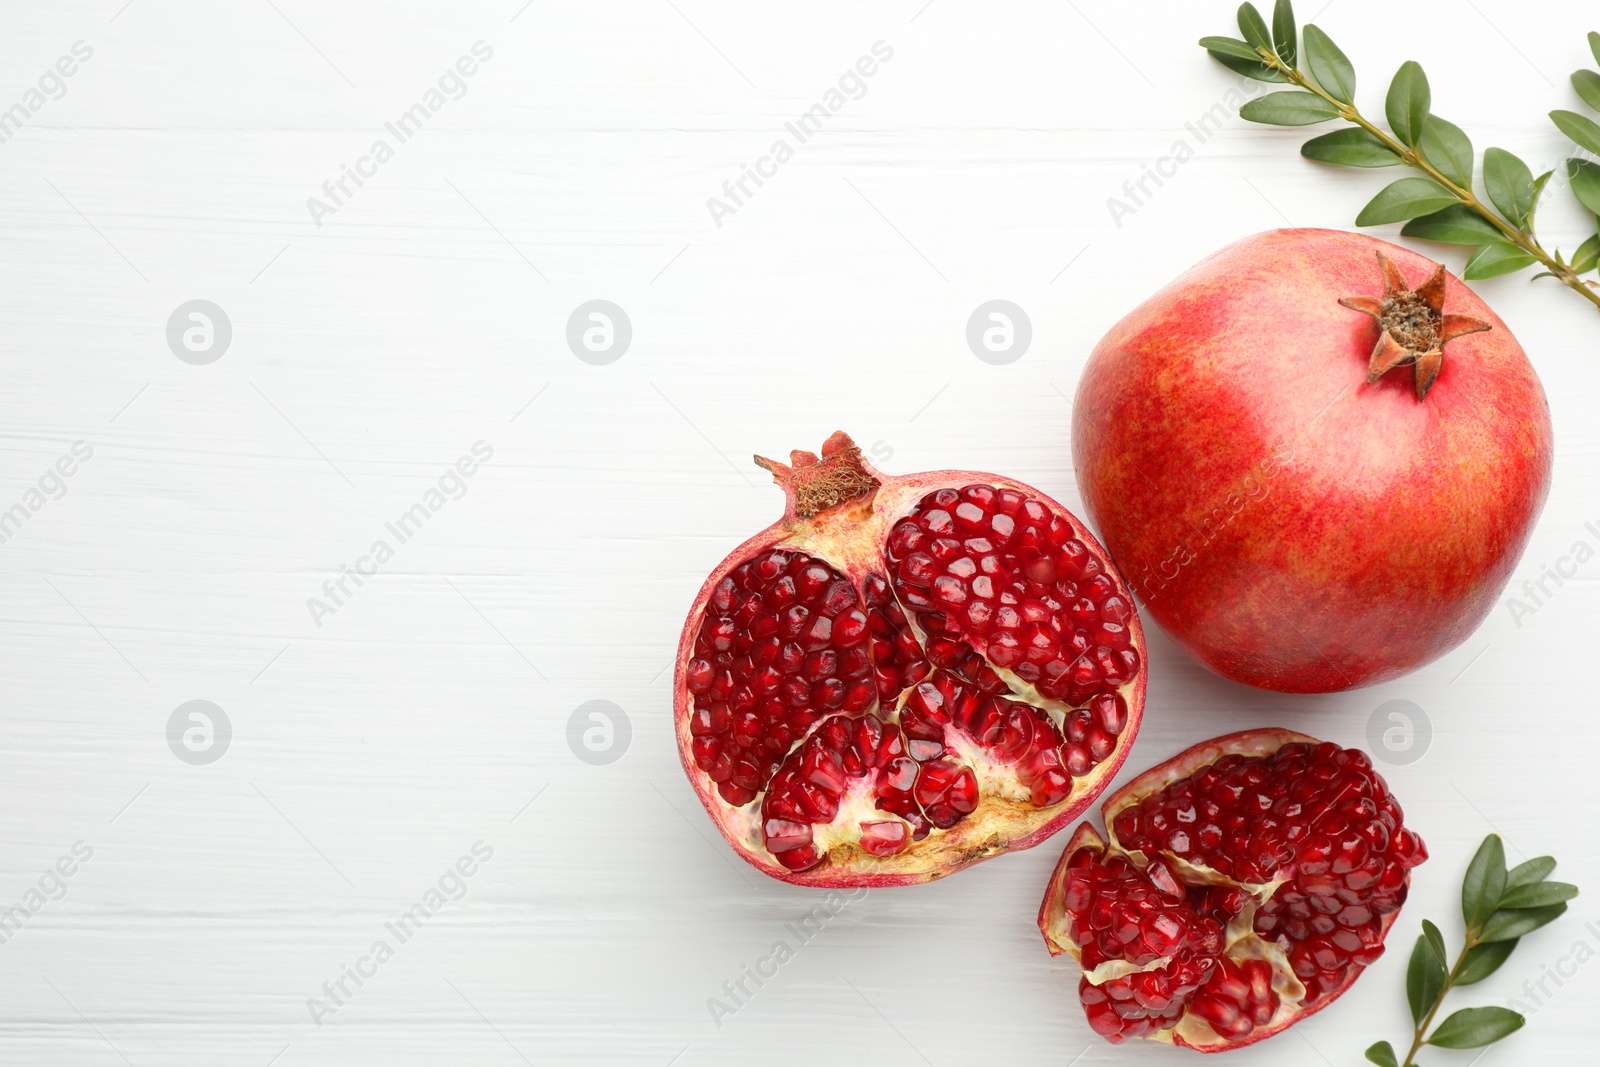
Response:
[[1200, 1, 1600, 314], [1365, 835, 1578, 1067]]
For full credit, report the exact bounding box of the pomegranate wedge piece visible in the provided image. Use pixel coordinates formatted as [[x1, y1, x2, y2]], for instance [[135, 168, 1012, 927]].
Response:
[[675, 432, 1147, 886], [1039, 729, 1426, 1050]]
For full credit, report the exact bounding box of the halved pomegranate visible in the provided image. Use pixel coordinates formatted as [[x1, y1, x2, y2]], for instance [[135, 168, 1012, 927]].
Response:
[[674, 432, 1146, 886], [1039, 729, 1426, 1050]]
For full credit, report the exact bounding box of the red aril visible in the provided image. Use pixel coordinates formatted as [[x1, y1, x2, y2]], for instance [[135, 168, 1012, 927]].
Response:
[[675, 432, 1146, 886], [1074, 229, 1552, 692], [1039, 729, 1426, 1050]]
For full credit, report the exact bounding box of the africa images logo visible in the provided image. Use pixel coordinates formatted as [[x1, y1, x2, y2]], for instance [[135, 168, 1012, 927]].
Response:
[[306, 41, 495, 227], [306, 442, 494, 628], [705, 41, 894, 228], [307, 841, 494, 1026], [0, 41, 93, 148]]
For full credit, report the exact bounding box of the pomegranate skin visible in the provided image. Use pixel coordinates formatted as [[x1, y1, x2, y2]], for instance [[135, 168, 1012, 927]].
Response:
[[1073, 229, 1552, 693]]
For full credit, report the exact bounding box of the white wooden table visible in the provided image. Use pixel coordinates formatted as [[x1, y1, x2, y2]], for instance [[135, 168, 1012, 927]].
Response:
[[2, 1, 1596, 1062]]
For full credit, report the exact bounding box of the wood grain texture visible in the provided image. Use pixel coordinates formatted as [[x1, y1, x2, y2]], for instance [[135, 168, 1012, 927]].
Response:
[[1, 1, 1597, 1063]]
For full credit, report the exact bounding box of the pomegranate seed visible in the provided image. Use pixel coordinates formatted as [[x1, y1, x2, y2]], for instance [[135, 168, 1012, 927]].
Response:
[[858, 820, 909, 857], [773, 843, 820, 872], [764, 818, 811, 852]]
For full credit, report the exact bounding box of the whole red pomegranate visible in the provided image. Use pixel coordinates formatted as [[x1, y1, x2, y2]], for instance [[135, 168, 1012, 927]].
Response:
[[674, 432, 1146, 886], [1039, 729, 1425, 1050], [1074, 229, 1552, 692]]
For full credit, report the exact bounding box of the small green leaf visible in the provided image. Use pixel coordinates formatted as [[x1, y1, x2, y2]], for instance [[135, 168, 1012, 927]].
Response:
[[1574, 69, 1600, 113], [1570, 158, 1600, 216], [1355, 177, 1459, 225], [1463, 834, 1507, 930], [1484, 147, 1536, 227], [1456, 939, 1518, 985], [1200, 35, 1265, 61], [1506, 855, 1557, 888], [1402, 204, 1501, 246], [1237, 3, 1273, 52], [1591, 30, 1600, 67], [1302, 128, 1402, 167], [1421, 919, 1448, 964], [1420, 115, 1473, 186], [1241, 90, 1340, 125], [1208, 48, 1289, 82], [1551, 109, 1600, 155], [1387, 60, 1431, 147], [1573, 232, 1600, 275], [1407, 934, 1448, 1024], [1364, 1041, 1400, 1067], [1427, 1006, 1525, 1049], [1531, 168, 1554, 223], [1499, 880, 1579, 908], [1479, 902, 1569, 942], [1272, 0, 1297, 65], [1302, 25, 1356, 104], [1464, 241, 1538, 280]]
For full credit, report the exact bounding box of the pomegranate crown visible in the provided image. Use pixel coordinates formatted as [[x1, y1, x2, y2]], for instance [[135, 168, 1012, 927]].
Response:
[[1338, 252, 1491, 401], [753, 431, 881, 520]]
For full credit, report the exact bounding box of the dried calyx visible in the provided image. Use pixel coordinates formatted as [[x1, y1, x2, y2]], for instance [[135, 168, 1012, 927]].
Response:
[[1339, 252, 1491, 401], [753, 431, 881, 521]]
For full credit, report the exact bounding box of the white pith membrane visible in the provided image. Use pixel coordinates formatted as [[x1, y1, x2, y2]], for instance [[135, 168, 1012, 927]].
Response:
[[1043, 824, 1309, 1049], [675, 452, 1146, 885], [717, 675, 1102, 864], [749, 698, 1049, 859]]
